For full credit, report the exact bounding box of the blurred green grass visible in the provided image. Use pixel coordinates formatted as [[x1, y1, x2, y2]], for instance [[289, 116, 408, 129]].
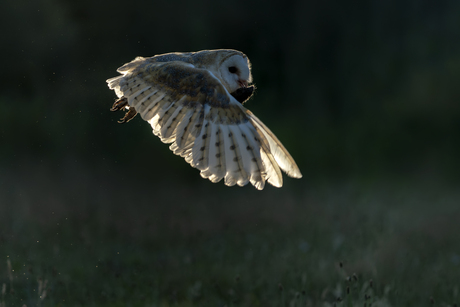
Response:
[[1, 163, 459, 306]]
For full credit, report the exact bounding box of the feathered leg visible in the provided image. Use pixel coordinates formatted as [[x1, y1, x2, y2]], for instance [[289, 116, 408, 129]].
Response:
[[118, 107, 138, 123], [110, 97, 138, 123], [110, 97, 128, 111]]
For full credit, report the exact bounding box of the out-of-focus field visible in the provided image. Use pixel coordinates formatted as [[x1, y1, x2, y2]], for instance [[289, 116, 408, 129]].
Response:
[[1, 163, 459, 306]]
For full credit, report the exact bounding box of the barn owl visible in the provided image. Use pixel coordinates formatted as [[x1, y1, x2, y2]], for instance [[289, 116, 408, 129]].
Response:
[[107, 49, 302, 190]]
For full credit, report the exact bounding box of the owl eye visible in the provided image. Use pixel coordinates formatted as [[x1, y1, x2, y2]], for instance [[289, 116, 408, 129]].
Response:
[[228, 66, 237, 73]]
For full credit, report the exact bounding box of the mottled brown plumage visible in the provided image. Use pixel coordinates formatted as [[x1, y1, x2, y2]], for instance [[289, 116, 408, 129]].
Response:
[[107, 49, 301, 189]]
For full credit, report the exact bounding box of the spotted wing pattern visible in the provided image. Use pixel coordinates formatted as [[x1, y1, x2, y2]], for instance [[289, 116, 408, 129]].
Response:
[[107, 58, 301, 189]]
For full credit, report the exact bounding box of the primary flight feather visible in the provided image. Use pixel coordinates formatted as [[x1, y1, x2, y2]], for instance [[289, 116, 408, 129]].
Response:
[[107, 49, 302, 190]]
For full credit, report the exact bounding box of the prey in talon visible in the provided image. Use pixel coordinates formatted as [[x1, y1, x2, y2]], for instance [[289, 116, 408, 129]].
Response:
[[231, 85, 255, 104]]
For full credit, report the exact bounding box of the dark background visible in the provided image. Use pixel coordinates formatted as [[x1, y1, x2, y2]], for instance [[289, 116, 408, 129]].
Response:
[[2, 0, 460, 182], [1, 0, 460, 305]]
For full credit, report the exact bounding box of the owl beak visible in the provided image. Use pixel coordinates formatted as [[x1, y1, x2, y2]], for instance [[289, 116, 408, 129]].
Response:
[[238, 80, 248, 88]]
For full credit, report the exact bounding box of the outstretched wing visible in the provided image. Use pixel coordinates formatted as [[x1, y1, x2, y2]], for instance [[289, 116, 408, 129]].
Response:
[[107, 58, 301, 190]]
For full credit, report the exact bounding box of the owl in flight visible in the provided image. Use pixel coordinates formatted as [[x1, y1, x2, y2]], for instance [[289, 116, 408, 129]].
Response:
[[107, 49, 302, 190]]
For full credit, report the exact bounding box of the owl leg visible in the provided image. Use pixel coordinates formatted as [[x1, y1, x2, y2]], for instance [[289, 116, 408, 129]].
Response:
[[110, 97, 138, 123], [118, 107, 138, 124], [110, 97, 128, 111]]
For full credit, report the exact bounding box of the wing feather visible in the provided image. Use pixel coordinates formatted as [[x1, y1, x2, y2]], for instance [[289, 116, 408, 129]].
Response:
[[158, 100, 180, 133], [228, 125, 250, 187], [200, 123, 226, 183], [200, 123, 219, 181], [234, 123, 266, 190], [219, 124, 238, 187], [213, 124, 227, 182], [246, 110, 302, 179], [128, 86, 152, 105], [139, 92, 167, 120], [175, 105, 203, 149], [160, 98, 189, 141], [174, 107, 197, 150], [150, 98, 176, 136], [191, 118, 212, 170]]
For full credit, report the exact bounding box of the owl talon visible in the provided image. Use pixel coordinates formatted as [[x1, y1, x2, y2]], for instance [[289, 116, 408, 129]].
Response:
[[118, 107, 138, 123], [110, 97, 128, 111]]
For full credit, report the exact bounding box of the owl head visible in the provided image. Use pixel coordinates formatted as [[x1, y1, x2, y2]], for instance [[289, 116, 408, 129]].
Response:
[[193, 49, 253, 94], [217, 51, 253, 93]]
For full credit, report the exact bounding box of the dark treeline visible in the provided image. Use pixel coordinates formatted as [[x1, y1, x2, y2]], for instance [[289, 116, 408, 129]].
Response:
[[2, 0, 460, 182]]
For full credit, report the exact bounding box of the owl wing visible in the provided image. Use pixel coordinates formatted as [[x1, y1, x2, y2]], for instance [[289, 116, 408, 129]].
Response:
[[107, 59, 302, 190]]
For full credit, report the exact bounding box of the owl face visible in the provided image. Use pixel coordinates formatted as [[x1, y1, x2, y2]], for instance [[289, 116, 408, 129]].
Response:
[[217, 54, 252, 93]]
